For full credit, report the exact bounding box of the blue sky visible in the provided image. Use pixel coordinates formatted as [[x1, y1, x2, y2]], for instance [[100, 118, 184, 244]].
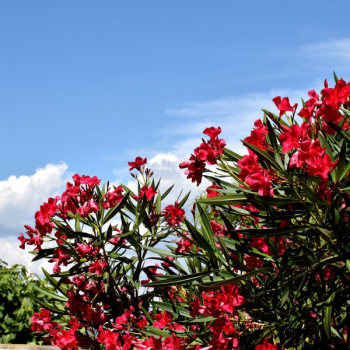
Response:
[[1, 0, 350, 272]]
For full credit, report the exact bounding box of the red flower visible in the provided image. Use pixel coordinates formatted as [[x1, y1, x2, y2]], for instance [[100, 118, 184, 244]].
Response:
[[73, 174, 100, 188], [206, 184, 222, 198], [209, 332, 230, 350], [89, 260, 108, 275], [179, 155, 206, 186], [128, 157, 147, 171], [163, 333, 184, 350], [194, 143, 220, 165], [298, 89, 322, 121], [250, 236, 272, 255], [77, 201, 99, 217], [245, 170, 274, 197], [279, 123, 310, 153], [203, 126, 222, 139], [321, 121, 337, 135], [18, 233, 29, 249], [298, 139, 326, 168], [97, 327, 121, 350], [55, 330, 78, 350], [316, 105, 343, 123], [272, 96, 296, 117], [31, 309, 53, 333], [308, 154, 338, 181], [218, 283, 245, 313], [134, 336, 162, 350], [102, 186, 124, 209], [255, 339, 280, 350], [76, 243, 93, 258], [189, 297, 206, 318], [244, 119, 269, 153], [238, 154, 261, 181], [163, 201, 185, 226], [245, 256, 264, 269], [153, 311, 172, 329], [175, 236, 193, 253], [132, 186, 157, 202], [91, 306, 109, 325], [321, 78, 350, 108]]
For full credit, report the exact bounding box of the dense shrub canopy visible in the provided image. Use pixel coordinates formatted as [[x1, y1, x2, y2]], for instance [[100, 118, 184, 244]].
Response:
[[19, 73, 350, 349], [0, 260, 65, 344]]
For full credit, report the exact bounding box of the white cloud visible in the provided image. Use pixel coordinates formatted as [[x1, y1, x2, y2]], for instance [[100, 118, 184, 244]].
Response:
[[301, 38, 350, 62], [0, 163, 69, 238], [0, 236, 54, 276], [119, 153, 209, 211], [165, 89, 307, 160], [149, 152, 209, 206], [0, 163, 70, 275]]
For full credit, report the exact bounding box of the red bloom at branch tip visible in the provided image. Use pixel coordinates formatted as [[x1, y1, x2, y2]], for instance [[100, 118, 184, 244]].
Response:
[[128, 157, 147, 171], [273, 96, 297, 117]]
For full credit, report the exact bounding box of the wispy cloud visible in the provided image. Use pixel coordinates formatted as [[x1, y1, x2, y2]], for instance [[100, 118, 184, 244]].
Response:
[[301, 38, 350, 61], [164, 89, 305, 154]]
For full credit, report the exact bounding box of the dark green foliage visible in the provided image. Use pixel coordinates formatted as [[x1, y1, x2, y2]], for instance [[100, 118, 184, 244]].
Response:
[[0, 259, 65, 344]]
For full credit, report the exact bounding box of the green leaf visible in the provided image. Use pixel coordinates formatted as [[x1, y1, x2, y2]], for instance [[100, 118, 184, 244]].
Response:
[[242, 141, 284, 172], [196, 267, 271, 289], [266, 119, 283, 169], [197, 203, 219, 253], [323, 292, 335, 340], [236, 225, 304, 237], [34, 298, 67, 315], [41, 268, 67, 296], [197, 194, 247, 206], [178, 190, 191, 209], [29, 283, 68, 302], [335, 139, 346, 183], [316, 227, 335, 246], [51, 218, 95, 240], [144, 270, 219, 287], [185, 219, 215, 253], [219, 212, 240, 241], [245, 193, 299, 207], [223, 148, 243, 162], [333, 70, 339, 83], [161, 184, 174, 200], [328, 121, 350, 143], [142, 245, 203, 259], [102, 192, 130, 225], [262, 109, 289, 127], [301, 182, 329, 206], [152, 301, 191, 317], [178, 316, 216, 324], [346, 260, 350, 273], [319, 132, 335, 161], [141, 326, 172, 339], [155, 191, 162, 214]]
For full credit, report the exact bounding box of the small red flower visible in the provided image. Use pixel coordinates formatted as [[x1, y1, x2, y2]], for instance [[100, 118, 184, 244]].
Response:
[[273, 96, 296, 117], [163, 201, 185, 226], [89, 260, 108, 275], [128, 157, 147, 171]]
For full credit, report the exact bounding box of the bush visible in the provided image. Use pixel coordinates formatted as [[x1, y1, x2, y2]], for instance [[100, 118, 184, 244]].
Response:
[[20, 74, 350, 349], [0, 259, 65, 344]]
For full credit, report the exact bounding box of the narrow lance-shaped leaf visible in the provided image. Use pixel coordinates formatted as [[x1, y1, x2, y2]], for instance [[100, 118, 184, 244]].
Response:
[[323, 292, 335, 340]]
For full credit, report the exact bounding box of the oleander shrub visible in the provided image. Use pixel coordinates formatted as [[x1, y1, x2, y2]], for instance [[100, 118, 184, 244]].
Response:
[[21, 73, 350, 349]]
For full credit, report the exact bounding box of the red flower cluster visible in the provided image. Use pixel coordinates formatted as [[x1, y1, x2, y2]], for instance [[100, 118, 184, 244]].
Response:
[[180, 127, 226, 186], [238, 150, 274, 197], [19, 174, 102, 251], [162, 201, 185, 227], [132, 185, 157, 202]]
